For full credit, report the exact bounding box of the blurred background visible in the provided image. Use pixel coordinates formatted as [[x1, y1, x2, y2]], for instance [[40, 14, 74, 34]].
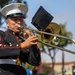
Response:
[[0, 0, 75, 75]]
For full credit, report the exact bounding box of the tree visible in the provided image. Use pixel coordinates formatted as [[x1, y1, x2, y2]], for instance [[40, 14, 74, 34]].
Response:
[[58, 23, 73, 75], [41, 63, 51, 75], [58, 23, 73, 47], [38, 22, 73, 75]]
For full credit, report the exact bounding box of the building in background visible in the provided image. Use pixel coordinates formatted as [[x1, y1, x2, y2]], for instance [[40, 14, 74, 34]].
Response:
[[37, 61, 75, 75]]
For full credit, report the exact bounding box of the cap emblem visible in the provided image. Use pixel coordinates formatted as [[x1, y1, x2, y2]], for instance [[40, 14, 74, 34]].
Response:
[[18, 4, 22, 9]]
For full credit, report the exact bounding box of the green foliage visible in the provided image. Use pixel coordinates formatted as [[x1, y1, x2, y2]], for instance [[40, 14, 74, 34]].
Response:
[[37, 23, 73, 75], [37, 34, 43, 48], [40, 63, 51, 75], [37, 23, 73, 48], [58, 23, 73, 47]]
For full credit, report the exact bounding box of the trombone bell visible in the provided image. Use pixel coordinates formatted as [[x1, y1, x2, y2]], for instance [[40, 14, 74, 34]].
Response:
[[43, 22, 61, 41]]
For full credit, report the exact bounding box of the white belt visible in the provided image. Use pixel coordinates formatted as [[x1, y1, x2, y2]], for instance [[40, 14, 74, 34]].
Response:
[[0, 59, 16, 64]]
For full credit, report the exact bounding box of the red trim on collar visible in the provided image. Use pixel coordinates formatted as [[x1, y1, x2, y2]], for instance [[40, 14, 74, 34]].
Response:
[[0, 36, 2, 41]]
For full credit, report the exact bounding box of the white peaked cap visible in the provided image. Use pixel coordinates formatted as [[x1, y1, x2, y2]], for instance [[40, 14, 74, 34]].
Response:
[[0, 3, 28, 18]]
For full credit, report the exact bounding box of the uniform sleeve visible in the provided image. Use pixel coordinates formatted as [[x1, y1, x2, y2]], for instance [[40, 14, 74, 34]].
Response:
[[27, 45, 41, 66], [0, 30, 20, 58], [20, 45, 41, 66]]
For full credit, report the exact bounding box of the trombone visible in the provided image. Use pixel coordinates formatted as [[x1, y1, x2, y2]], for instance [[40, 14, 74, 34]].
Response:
[[18, 22, 75, 54]]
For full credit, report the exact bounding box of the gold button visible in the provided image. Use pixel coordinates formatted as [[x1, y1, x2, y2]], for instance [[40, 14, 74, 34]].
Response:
[[19, 39, 21, 42], [10, 44, 12, 46], [13, 32, 15, 35], [9, 43, 12, 46], [16, 44, 19, 46], [4, 45, 6, 47]]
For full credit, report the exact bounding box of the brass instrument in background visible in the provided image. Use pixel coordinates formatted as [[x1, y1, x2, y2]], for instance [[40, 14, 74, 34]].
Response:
[[17, 22, 75, 54]]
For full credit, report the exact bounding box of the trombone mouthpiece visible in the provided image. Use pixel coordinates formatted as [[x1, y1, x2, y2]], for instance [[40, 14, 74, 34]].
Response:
[[17, 24, 21, 28], [16, 24, 23, 29]]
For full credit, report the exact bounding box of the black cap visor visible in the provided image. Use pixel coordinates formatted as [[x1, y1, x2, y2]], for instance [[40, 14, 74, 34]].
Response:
[[6, 13, 26, 19]]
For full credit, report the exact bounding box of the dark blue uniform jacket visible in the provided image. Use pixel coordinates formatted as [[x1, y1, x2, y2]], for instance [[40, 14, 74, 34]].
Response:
[[0, 29, 41, 66]]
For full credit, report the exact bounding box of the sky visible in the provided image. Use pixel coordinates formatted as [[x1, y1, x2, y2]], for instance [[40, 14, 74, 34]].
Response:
[[24, 0, 75, 62], [1, 0, 75, 62]]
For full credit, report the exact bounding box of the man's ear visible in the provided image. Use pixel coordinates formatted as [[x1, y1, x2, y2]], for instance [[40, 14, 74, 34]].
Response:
[[6, 19, 9, 27]]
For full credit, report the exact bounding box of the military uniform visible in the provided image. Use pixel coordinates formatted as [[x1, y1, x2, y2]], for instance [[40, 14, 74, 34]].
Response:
[[0, 3, 41, 75], [0, 29, 41, 75]]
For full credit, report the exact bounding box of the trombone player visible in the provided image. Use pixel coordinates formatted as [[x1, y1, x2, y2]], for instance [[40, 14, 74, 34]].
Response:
[[0, 3, 41, 75]]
